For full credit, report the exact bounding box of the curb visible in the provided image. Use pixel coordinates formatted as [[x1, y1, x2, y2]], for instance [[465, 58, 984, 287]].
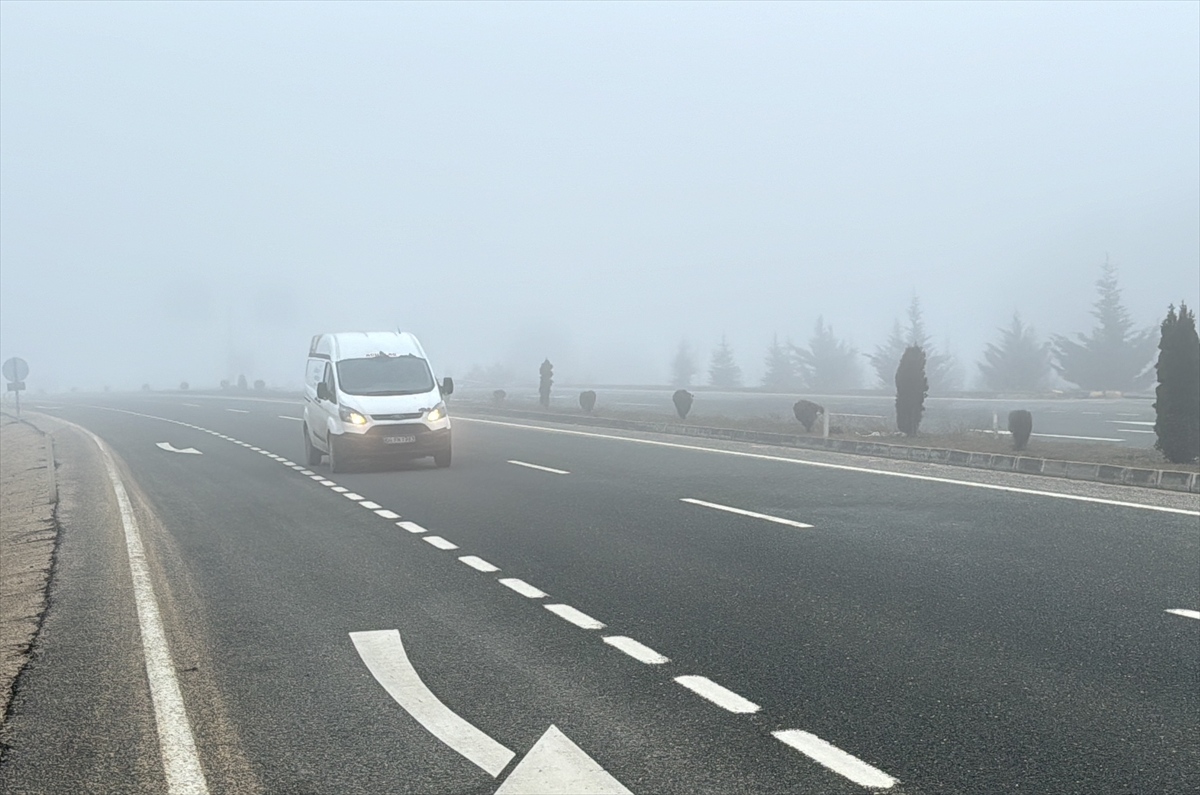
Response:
[[458, 405, 1200, 494]]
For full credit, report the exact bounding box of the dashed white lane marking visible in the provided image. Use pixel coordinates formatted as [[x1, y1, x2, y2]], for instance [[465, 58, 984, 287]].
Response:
[[398, 521, 426, 534], [331, 486, 349, 493], [545, 604, 606, 630], [226, 408, 250, 414], [423, 536, 459, 550], [344, 492, 364, 500], [374, 509, 400, 520], [182, 403, 201, 408], [350, 630, 515, 777], [278, 415, 303, 421], [300, 469, 315, 475], [674, 675, 760, 713], [79, 426, 210, 794], [772, 729, 897, 789], [507, 459, 570, 475], [1166, 609, 1200, 620], [603, 636, 669, 664], [498, 578, 547, 598], [459, 556, 500, 573], [681, 498, 814, 529], [359, 501, 382, 510], [460, 418, 1200, 517]]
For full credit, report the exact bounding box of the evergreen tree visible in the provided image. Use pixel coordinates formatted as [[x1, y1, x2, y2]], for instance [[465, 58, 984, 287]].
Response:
[[708, 335, 743, 388], [538, 359, 553, 407], [895, 345, 928, 436], [869, 298, 955, 392], [1052, 259, 1156, 392], [762, 334, 800, 390], [868, 319, 907, 389], [978, 313, 1052, 392], [670, 341, 697, 388], [1153, 302, 1200, 464], [794, 317, 861, 392]]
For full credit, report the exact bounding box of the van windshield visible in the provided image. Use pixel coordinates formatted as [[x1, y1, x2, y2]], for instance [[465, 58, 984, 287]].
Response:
[[336, 355, 435, 396]]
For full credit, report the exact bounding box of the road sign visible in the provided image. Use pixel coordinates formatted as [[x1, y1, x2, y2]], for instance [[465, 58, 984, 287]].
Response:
[[2, 357, 29, 383], [7, 381, 25, 391]]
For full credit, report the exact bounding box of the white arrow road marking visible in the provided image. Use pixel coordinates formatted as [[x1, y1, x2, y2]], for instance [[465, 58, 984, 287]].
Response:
[[772, 730, 897, 789], [155, 442, 203, 455], [494, 725, 633, 795], [1166, 609, 1200, 620], [350, 630, 516, 777]]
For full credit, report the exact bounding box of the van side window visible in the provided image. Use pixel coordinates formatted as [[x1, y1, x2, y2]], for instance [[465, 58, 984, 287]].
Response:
[[322, 363, 337, 403], [306, 359, 325, 387]]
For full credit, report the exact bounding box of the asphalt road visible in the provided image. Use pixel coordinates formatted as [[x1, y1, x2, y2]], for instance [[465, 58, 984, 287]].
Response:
[[461, 386, 1161, 447], [3, 393, 1196, 794]]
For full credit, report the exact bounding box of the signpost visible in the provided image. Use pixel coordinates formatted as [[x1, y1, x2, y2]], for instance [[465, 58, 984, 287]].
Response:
[[2, 357, 29, 416]]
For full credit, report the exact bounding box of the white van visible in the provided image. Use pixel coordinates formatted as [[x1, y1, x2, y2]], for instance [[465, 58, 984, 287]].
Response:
[[302, 331, 454, 472]]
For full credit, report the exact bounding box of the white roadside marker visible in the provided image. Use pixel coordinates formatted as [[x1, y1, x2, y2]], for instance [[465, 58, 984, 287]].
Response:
[[603, 636, 669, 664], [458, 556, 500, 573], [1166, 609, 1200, 620], [344, 492, 364, 500], [81, 428, 210, 794], [423, 536, 459, 550], [350, 630, 515, 777], [359, 501, 382, 510], [498, 578, 547, 598], [507, 459, 570, 475], [544, 604, 605, 630], [772, 729, 897, 789], [674, 675, 759, 713], [374, 509, 400, 520], [398, 521, 426, 534], [681, 498, 813, 529]]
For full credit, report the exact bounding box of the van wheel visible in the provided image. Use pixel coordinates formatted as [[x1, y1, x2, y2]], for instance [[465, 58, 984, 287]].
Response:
[[328, 435, 346, 473], [303, 424, 321, 466], [433, 445, 451, 468]]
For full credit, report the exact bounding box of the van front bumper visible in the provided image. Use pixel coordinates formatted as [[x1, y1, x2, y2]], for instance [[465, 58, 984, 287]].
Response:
[[334, 424, 450, 459]]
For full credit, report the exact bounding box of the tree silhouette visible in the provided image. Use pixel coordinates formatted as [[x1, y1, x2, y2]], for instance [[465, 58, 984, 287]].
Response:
[[794, 317, 860, 392], [895, 345, 928, 436], [1153, 302, 1200, 463], [670, 341, 697, 388], [538, 359, 553, 407], [870, 298, 955, 391], [978, 313, 1052, 392], [762, 334, 800, 390], [708, 335, 742, 388]]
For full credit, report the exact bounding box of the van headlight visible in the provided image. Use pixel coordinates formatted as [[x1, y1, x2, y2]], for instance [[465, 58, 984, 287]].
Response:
[[425, 402, 447, 423], [339, 406, 369, 425]]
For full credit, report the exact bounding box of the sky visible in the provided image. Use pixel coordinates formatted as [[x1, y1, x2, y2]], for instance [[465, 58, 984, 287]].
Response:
[[1, 1, 1197, 392]]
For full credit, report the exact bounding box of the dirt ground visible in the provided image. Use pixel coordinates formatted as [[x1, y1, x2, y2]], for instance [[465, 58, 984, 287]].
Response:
[[0, 414, 57, 724]]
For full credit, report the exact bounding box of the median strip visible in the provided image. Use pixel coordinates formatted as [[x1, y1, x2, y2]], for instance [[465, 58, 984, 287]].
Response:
[[681, 498, 814, 529]]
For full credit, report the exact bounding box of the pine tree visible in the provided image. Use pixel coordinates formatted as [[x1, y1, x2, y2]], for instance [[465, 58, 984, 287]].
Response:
[[868, 319, 907, 389], [795, 317, 861, 392], [708, 335, 742, 388], [895, 345, 928, 436], [869, 298, 953, 392], [762, 334, 800, 390], [538, 359, 553, 407], [978, 313, 1052, 392], [1052, 259, 1156, 392], [1153, 302, 1200, 464], [670, 341, 697, 388]]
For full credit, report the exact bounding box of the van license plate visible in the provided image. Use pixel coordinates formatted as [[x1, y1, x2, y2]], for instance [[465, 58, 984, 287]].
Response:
[[383, 435, 417, 445]]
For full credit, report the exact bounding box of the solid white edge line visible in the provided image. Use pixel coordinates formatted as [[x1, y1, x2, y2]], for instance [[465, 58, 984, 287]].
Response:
[[603, 636, 669, 664], [349, 630, 515, 777], [772, 729, 897, 789], [1166, 608, 1200, 620], [423, 535, 458, 550], [460, 418, 1200, 516], [544, 603, 606, 629], [507, 459, 570, 475], [498, 578, 548, 598], [82, 428, 210, 794], [681, 497, 813, 528], [374, 509, 400, 519], [458, 556, 500, 573], [398, 521, 426, 534], [674, 675, 759, 713]]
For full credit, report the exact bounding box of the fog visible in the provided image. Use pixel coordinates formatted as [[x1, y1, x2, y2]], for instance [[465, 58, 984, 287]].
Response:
[[2, 2, 1197, 393]]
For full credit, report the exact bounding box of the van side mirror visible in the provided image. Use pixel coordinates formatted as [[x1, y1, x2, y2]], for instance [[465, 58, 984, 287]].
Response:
[[317, 382, 332, 402], [441, 377, 454, 396]]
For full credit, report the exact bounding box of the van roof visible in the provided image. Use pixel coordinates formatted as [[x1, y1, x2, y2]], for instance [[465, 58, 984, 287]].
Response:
[[312, 331, 426, 361]]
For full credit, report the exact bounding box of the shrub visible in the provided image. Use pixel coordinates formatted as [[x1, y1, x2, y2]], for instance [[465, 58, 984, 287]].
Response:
[[220, 379, 231, 390], [492, 389, 506, 404], [672, 389, 693, 419], [1153, 302, 1200, 464], [179, 381, 189, 391], [141, 383, 151, 392], [579, 390, 597, 413], [895, 345, 928, 436], [237, 374, 248, 391], [254, 379, 266, 391], [538, 359, 553, 407], [1008, 410, 1033, 451], [792, 399, 824, 432]]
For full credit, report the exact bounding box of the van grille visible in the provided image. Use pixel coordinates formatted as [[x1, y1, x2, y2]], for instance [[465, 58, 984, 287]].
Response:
[[372, 412, 423, 421]]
